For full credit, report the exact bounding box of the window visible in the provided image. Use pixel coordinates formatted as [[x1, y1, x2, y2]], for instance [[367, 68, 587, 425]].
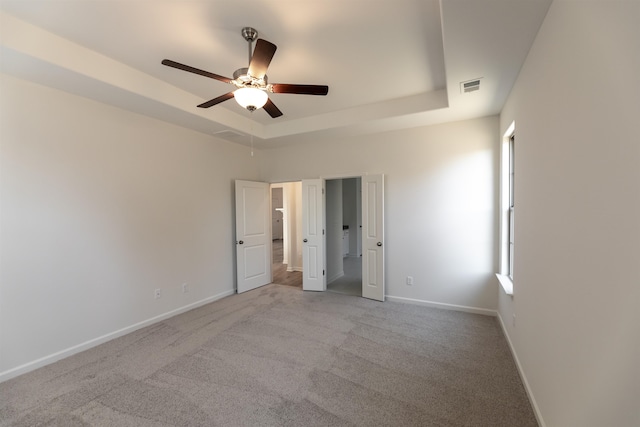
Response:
[[497, 123, 515, 295], [508, 134, 515, 279]]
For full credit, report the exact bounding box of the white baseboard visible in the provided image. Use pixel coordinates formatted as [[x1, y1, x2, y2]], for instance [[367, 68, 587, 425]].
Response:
[[496, 313, 546, 427], [286, 266, 303, 272], [387, 295, 544, 423], [0, 289, 234, 383], [385, 295, 497, 317]]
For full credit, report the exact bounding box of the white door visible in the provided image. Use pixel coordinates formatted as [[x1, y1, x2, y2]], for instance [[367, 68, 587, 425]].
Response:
[[362, 174, 385, 301], [302, 179, 325, 291], [235, 180, 272, 293]]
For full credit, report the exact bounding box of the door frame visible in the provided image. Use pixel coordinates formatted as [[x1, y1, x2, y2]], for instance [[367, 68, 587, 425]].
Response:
[[321, 173, 384, 300], [252, 174, 384, 299], [269, 182, 304, 275]]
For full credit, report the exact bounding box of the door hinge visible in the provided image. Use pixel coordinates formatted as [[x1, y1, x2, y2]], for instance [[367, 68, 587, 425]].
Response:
[[323, 229, 325, 235], [323, 269, 325, 276], [322, 188, 325, 194]]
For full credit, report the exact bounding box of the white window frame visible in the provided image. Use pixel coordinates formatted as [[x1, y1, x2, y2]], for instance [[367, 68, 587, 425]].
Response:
[[497, 122, 515, 295], [508, 133, 515, 279]]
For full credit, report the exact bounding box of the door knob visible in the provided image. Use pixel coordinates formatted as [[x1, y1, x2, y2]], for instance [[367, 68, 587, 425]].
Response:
[[238, 240, 244, 245], [303, 238, 308, 243], [377, 242, 382, 246]]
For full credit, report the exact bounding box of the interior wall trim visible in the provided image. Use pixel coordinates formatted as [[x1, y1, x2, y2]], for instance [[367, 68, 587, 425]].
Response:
[[385, 295, 497, 317], [0, 289, 235, 383], [496, 313, 546, 427]]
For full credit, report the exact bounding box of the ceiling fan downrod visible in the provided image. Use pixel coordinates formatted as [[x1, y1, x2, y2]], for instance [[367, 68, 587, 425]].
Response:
[[241, 27, 258, 66], [233, 27, 268, 89]]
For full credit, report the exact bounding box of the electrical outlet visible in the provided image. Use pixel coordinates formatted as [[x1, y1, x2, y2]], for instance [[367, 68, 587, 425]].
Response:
[[406, 276, 414, 286], [154, 288, 161, 299], [182, 283, 188, 293]]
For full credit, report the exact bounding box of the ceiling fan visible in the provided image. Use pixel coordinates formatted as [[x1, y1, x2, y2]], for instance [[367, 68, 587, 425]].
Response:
[[162, 27, 329, 118]]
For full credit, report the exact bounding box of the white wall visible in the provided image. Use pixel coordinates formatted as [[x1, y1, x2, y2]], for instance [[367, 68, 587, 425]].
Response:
[[0, 75, 259, 379], [498, 1, 640, 426], [292, 183, 303, 271], [260, 116, 499, 312], [271, 187, 283, 240], [325, 179, 344, 283], [282, 181, 302, 271], [342, 178, 359, 256]]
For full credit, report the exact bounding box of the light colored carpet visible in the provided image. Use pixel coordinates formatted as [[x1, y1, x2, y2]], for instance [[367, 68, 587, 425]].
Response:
[[0, 284, 537, 426]]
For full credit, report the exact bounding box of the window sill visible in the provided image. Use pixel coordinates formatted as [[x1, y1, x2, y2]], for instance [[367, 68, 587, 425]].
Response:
[[496, 274, 513, 296]]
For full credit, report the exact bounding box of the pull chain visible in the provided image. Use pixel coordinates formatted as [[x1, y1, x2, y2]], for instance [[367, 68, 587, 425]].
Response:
[[250, 110, 254, 157]]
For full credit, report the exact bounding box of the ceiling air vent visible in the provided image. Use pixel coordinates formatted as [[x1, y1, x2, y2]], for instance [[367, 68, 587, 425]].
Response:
[[460, 78, 482, 94]]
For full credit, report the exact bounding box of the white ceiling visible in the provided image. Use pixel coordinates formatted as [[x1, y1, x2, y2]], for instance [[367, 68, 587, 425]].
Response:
[[0, 0, 551, 149]]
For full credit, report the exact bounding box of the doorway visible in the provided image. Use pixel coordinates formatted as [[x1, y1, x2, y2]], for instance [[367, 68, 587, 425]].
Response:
[[271, 183, 302, 288], [236, 176, 383, 300], [325, 178, 362, 296], [269, 179, 362, 294]]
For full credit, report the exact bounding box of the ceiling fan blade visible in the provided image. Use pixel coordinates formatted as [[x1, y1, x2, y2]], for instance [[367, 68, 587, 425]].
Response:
[[197, 92, 234, 108], [248, 39, 277, 79], [270, 84, 329, 96], [162, 59, 232, 84], [263, 98, 283, 118]]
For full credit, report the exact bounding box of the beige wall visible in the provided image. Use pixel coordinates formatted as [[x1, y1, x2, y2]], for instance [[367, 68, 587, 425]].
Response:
[[2, 3, 638, 424], [259, 116, 500, 312], [498, 1, 640, 426], [0, 75, 259, 378], [325, 179, 344, 283]]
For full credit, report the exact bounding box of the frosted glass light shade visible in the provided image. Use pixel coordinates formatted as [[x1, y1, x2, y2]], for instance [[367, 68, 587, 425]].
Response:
[[234, 87, 268, 110]]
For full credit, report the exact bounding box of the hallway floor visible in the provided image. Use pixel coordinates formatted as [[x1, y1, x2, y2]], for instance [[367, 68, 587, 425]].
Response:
[[327, 256, 362, 297], [271, 240, 362, 297], [271, 239, 302, 288]]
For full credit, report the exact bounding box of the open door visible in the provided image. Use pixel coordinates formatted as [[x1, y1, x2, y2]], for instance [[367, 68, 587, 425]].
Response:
[[235, 180, 272, 293], [362, 174, 384, 301], [302, 179, 326, 291]]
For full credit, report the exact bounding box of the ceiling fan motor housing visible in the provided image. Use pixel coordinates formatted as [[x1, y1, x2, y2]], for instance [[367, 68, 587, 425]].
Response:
[[233, 67, 268, 86]]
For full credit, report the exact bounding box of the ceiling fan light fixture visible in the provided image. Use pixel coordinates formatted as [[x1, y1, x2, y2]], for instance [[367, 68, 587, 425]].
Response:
[[162, 26, 327, 118], [234, 87, 268, 111]]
